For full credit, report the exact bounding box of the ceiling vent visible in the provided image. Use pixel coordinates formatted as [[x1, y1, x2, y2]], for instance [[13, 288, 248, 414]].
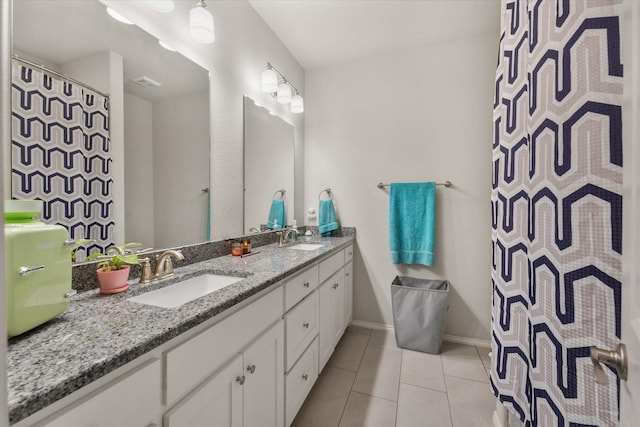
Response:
[[131, 76, 161, 88]]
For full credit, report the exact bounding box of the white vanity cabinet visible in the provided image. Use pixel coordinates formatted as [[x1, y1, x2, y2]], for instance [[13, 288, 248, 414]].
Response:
[[164, 321, 285, 427], [344, 257, 353, 326], [318, 269, 345, 372]]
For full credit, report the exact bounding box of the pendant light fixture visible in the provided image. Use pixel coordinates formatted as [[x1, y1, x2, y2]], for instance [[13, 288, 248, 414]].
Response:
[[190, 0, 215, 44], [277, 81, 292, 104], [290, 92, 304, 114], [261, 63, 303, 113], [261, 65, 278, 93]]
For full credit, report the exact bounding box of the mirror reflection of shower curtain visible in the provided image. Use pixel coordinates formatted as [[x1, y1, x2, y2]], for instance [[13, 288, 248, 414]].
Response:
[[11, 62, 115, 255]]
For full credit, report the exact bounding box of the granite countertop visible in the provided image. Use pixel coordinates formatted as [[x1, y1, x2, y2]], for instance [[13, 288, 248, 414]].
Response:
[[7, 236, 354, 424]]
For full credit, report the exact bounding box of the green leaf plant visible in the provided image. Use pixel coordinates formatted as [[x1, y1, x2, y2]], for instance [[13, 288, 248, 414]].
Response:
[[86, 243, 141, 272]]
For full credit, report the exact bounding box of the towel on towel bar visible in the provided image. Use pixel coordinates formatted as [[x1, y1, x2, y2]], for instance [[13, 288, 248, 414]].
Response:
[[319, 199, 339, 237], [389, 182, 436, 266], [267, 199, 285, 229]]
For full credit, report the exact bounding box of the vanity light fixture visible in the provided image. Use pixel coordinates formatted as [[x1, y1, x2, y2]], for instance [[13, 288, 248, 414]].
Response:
[[290, 91, 304, 114], [261, 63, 304, 113], [106, 7, 134, 25], [189, 0, 215, 44], [277, 81, 292, 104], [144, 0, 175, 13], [261, 65, 278, 93]]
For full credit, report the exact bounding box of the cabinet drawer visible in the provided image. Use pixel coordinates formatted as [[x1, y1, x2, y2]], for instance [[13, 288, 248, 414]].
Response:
[[344, 244, 354, 264], [285, 290, 319, 371], [285, 337, 318, 427], [319, 250, 344, 283], [284, 264, 319, 312], [165, 286, 283, 405]]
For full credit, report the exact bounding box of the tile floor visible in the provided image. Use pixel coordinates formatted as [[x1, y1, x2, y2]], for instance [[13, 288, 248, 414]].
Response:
[[291, 326, 497, 427]]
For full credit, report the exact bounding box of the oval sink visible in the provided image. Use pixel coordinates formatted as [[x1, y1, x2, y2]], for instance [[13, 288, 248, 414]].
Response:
[[127, 274, 244, 309], [287, 243, 324, 251]]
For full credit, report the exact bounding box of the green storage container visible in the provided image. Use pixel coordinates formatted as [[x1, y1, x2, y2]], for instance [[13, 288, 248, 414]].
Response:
[[5, 200, 72, 337]]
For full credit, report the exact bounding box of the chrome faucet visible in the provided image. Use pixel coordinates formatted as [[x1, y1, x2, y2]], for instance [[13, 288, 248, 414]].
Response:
[[278, 227, 299, 247], [153, 250, 185, 280]]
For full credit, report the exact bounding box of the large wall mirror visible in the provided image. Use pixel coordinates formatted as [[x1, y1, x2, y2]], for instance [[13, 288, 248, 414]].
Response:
[[10, 0, 210, 257], [243, 96, 295, 234]]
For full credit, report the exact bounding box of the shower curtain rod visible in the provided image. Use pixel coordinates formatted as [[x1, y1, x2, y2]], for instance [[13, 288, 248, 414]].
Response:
[[377, 180, 452, 189], [12, 54, 111, 99]]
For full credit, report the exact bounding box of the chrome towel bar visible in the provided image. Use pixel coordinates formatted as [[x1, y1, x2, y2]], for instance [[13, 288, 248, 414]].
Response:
[[377, 181, 452, 189]]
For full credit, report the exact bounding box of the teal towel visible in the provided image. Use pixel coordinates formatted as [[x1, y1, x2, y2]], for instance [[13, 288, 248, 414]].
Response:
[[267, 199, 285, 229], [389, 182, 436, 266], [319, 199, 338, 237]]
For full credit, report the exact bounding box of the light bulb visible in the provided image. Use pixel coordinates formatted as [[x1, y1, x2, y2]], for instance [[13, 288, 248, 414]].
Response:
[[190, 1, 215, 44], [290, 94, 304, 113], [277, 82, 292, 104], [261, 68, 278, 93], [144, 0, 175, 13], [107, 7, 134, 25]]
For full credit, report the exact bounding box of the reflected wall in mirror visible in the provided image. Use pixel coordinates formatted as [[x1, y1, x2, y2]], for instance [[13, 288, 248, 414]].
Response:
[[243, 96, 295, 233], [10, 0, 210, 257]]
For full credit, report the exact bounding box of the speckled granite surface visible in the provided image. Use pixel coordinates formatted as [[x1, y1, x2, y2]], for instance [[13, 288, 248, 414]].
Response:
[[7, 234, 354, 424]]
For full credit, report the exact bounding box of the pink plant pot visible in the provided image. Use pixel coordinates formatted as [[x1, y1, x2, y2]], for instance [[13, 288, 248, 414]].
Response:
[[97, 265, 130, 294]]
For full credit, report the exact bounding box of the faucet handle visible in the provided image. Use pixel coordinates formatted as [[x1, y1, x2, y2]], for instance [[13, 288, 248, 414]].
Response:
[[138, 258, 152, 284]]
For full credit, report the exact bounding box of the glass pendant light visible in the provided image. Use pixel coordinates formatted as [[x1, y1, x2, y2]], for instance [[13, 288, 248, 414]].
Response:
[[290, 93, 304, 113], [190, 0, 215, 44], [261, 67, 278, 93], [277, 81, 292, 104]]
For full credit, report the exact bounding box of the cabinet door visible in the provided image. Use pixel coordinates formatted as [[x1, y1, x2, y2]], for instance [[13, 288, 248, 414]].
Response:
[[40, 358, 161, 427], [164, 355, 243, 427], [318, 280, 333, 372], [330, 269, 345, 345], [243, 321, 284, 427], [344, 261, 353, 326]]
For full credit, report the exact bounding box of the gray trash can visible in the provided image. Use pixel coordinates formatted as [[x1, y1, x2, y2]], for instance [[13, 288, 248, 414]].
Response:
[[391, 276, 449, 354]]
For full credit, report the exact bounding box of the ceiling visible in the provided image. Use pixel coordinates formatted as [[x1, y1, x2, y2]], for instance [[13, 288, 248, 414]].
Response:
[[248, 0, 502, 70]]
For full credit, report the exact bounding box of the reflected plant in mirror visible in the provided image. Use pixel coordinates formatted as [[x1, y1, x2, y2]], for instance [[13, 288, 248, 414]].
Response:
[[9, 0, 210, 259], [243, 96, 295, 234]]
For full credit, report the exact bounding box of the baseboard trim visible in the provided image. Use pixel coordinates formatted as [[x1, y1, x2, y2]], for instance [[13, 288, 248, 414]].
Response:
[[350, 320, 491, 348]]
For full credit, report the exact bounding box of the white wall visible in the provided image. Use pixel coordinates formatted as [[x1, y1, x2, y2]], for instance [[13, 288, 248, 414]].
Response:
[[305, 35, 497, 341], [123, 93, 154, 247], [102, 0, 305, 240]]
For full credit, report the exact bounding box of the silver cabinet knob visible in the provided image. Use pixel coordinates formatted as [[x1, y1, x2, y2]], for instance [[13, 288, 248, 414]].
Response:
[[236, 375, 246, 385], [247, 364, 256, 374], [303, 281, 310, 288], [333, 283, 339, 289], [302, 373, 309, 381], [303, 322, 310, 329], [590, 343, 628, 384]]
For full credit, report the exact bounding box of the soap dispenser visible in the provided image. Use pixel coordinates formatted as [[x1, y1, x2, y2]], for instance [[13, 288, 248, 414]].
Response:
[[272, 219, 279, 230]]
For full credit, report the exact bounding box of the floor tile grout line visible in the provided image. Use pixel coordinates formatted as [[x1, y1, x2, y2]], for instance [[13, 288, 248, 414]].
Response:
[[337, 330, 372, 427]]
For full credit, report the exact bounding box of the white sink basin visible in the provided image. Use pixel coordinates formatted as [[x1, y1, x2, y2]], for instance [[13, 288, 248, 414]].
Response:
[[287, 243, 324, 251], [127, 274, 243, 309]]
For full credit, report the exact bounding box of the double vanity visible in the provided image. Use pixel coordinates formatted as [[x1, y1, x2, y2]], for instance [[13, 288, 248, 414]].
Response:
[[8, 235, 355, 426]]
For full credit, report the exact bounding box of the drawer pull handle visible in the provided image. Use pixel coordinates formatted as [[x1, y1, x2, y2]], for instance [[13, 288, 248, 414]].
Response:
[[303, 281, 310, 288], [333, 283, 339, 289], [247, 364, 256, 374], [303, 322, 310, 329], [302, 373, 309, 381], [64, 290, 77, 299], [19, 265, 45, 276], [348, 251, 353, 255], [236, 375, 246, 385], [345, 273, 350, 277]]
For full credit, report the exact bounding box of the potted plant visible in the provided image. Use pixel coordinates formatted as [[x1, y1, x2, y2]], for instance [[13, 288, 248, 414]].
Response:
[[88, 243, 140, 294]]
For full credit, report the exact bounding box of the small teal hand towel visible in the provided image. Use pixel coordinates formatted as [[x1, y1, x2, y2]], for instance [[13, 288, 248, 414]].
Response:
[[319, 199, 339, 237], [267, 199, 285, 229], [389, 182, 436, 266]]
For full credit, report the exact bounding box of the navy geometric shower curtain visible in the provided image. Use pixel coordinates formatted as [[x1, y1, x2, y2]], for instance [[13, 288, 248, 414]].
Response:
[[11, 63, 115, 255], [490, 1, 623, 426]]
